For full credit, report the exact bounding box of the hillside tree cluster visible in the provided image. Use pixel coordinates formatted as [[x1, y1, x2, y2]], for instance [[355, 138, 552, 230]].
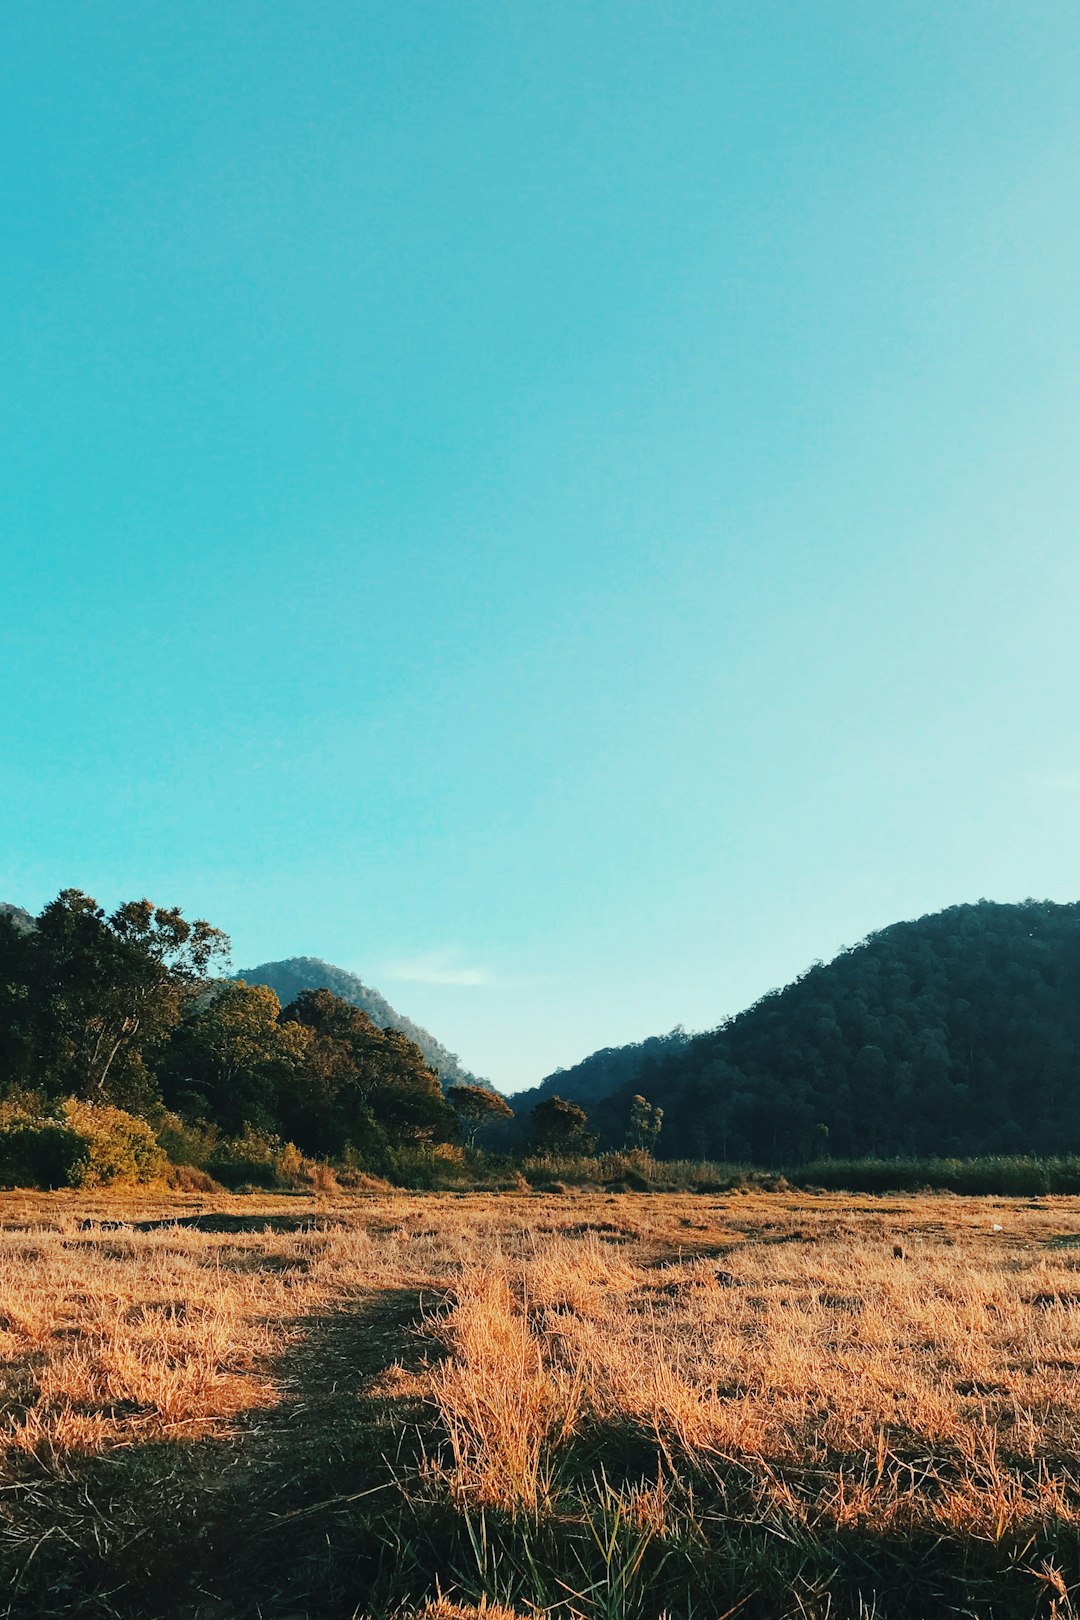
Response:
[[0, 890, 480, 1182], [546, 901, 1080, 1162]]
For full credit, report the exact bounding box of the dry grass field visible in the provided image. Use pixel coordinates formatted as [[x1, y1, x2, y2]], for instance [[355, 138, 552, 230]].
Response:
[[1, 1188, 1079, 1618]]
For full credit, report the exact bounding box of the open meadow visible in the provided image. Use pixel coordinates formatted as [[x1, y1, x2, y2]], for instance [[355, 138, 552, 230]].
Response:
[[1, 1188, 1079, 1619]]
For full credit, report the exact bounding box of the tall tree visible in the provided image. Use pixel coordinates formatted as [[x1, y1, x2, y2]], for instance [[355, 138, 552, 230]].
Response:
[[21, 891, 230, 1106], [626, 1093, 663, 1153], [529, 1095, 592, 1155], [446, 1083, 513, 1147], [281, 988, 453, 1155], [161, 981, 310, 1133]]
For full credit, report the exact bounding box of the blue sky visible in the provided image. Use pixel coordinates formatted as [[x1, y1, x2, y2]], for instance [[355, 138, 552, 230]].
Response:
[[4, 3, 1080, 1091]]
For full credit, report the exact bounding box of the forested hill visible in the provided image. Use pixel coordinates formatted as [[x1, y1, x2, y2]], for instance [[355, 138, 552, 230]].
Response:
[[235, 956, 479, 1088], [553, 901, 1080, 1162]]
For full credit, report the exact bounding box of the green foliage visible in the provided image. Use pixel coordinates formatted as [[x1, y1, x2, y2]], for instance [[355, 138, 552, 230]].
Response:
[[387, 1141, 472, 1188], [205, 1125, 292, 1189], [520, 1149, 767, 1192], [0, 892, 467, 1184], [0, 1098, 165, 1188], [59, 1099, 166, 1187], [279, 987, 454, 1158], [0, 1100, 84, 1189], [626, 1094, 662, 1153], [520, 1029, 692, 1110], [154, 1111, 220, 1170], [234, 954, 481, 1085], [161, 980, 310, 1133], [0, 889, 229, 1106], [539, 900, 1080, 1164], [174, 1119, 334, 1192], [530, 1095, 593, 1156], [15, 887, 1080, 1185]]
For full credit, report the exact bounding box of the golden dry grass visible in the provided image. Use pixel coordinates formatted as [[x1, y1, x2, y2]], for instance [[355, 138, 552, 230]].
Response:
[[1, 1187, 1080, 1617], [424, 1200, 1080, 1538]]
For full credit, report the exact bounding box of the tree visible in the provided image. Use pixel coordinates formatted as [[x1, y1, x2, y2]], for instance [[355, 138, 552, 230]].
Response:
[[281, 989, 453, 1156], [626, 1093, 663, 1154], [160, 981, 311, 1133], [446, 1083, 513, 1147], [0, 911, 36, 1090], [529, 1095, 593, 1156], [24, 890, 230, 1105]]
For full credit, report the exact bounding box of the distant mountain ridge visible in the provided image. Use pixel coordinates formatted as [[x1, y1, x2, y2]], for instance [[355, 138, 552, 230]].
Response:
[[234, 955, 481, 1088]]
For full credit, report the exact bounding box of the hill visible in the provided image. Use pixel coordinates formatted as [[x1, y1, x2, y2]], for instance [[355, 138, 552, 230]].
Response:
[[235, 955, 481, 1088], [0, 903, 34, 934], [537, 900, 1080, 1162], [507, 1027, 692, 1120]]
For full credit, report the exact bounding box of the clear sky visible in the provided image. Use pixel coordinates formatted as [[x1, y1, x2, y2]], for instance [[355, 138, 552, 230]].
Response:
[[4, 3, 1080, 1092]]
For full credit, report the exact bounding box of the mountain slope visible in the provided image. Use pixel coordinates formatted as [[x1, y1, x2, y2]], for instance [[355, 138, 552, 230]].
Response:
[[0, 904, 35, 935], [541, 901, 1080, 1162], [235, 955, 480, 1087], [508, 1028, 693, 1117]]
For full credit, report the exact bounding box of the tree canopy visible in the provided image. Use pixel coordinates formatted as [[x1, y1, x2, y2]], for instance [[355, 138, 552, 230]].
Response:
[[446, 1083, 514, 1146], [9, 892, 1080, 1174], [0, 889, 229, 1110], [529, 1095, 593, 1155]]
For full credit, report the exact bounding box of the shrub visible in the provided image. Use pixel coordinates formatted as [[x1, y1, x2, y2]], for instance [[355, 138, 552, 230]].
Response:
[[0, 1101, 84, 1189], [205, 1125, 331, 1191], [163, 1163, 223, 1192], [60, 1099, 166, 1188], [0, 1098, 167, 1190], [305, 1161, 340, 1195], [207, 1124, 283, 1189], [335, 1165, 394, 1192], [389, 1141, 469, 1189], [0, 1099, 168, 1190], [156, 1112, 220, 1170], [520, 1152, 757, 1193]]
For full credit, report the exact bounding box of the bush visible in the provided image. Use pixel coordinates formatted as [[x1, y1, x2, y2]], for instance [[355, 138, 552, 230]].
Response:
[[164, 1163, 223, 1192], [388, 1141, 469, 1189], [206, 1125, 332, 1191], [206, 1124, 283, 1188], [335, 1165, 394, 1192], [0, 1101, 84, 1189], [520, 1151, 758, 1193], [0, 1099, 167, 1190], [156, 1112, 220, 1171], [60, 1099, 166, 1188], [303, 1159, 340, 1194]]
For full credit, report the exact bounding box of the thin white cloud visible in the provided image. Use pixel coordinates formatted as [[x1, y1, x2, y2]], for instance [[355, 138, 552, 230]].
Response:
[[382, 950, 490, 987]]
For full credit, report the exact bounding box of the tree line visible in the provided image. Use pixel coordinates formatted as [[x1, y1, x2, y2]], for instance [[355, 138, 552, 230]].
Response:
[[9, 889, 1065, 1187], [0, 889, 607, 1185]]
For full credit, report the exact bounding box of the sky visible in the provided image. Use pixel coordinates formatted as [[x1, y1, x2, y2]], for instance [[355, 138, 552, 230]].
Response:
[[4, 3, 1080, 1092]]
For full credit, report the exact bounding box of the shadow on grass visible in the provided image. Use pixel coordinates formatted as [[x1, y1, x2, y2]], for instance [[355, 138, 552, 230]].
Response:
[[4, 1289, 1080, 1620], [81, 1214, 351, 1235], [0, 1286, 442, 1620]]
